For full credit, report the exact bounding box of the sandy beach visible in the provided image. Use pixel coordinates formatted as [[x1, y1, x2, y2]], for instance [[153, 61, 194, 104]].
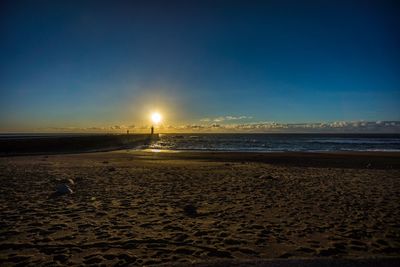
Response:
[[0, 150, 399, 266]]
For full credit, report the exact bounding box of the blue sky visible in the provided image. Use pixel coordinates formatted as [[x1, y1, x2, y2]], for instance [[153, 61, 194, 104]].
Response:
[[0, 0, 399, 132]]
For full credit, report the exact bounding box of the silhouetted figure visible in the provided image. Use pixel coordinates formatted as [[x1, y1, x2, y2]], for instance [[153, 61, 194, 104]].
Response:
[[151, 126, 154, 135], [127, 130, 129, 135]]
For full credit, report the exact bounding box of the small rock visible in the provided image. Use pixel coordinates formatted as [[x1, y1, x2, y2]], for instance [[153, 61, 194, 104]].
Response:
[[333, 242, 346, 250], [238, 248, 258, 255], [53, 254, 69, 262], [183, 204, 197, 216], [219, 232, 229, 237], [224, 238, 242, 245], [259, 174, 275, 180], [380, 247, 400, 254], [376, 239, 388, 246], [104, 254, 116, 260], [173, 233, 189, 242], [350, 240, 366, 246], [175, 248, 195, 255], [84, 256, 103, 264], [296, 247, 315, 253], [117, 253, 137, 263], [194, 230, 208, 237], [318, 247, 341, 256], [279, 252, 293, 258], [56, 184, 73, 195], [207, 250, 232, 258], [9, 255, 30, 263]]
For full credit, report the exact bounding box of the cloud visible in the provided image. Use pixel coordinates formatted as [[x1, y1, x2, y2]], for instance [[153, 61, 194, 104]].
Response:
[[200, 115, 253, 122], [38, 120, 400, 133], [173, 120, 400, 133]]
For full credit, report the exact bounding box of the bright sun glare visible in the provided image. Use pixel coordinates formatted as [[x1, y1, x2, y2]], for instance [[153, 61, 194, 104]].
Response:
[[151, 112, 162, 124]]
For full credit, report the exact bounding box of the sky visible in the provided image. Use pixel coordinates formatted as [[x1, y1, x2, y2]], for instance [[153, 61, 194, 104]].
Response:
[[0, 0, 399, 133]]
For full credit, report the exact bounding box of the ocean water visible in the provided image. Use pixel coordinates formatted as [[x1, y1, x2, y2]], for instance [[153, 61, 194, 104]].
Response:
[[2, 133, 399, 152], [149, 134, 400, 152]]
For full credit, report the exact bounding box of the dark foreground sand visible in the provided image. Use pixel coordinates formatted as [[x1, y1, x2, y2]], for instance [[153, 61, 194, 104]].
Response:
[[0, 151, 399, 266]]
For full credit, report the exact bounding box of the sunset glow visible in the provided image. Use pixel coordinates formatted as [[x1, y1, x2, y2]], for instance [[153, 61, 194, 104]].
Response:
[[151, 112, 162, 124]]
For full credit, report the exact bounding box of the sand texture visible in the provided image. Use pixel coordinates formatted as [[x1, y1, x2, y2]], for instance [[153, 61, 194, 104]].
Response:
[[0, 151, 400, 266]]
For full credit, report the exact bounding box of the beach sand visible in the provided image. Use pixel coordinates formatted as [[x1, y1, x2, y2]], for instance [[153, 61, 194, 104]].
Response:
[[0, 151, 399, 266]]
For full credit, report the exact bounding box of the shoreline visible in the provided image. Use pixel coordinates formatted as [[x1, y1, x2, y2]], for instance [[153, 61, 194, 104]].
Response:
[[125, 150, 400, 169], [3, 149, 400, 168]]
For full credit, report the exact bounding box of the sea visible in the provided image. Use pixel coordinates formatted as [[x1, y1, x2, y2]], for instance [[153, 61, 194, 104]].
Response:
[[1, 133, 400, 152], [148, 133, 400, 152]]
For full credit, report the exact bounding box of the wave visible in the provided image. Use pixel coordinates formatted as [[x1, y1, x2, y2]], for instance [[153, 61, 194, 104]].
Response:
[[148, 134, 400, 152]]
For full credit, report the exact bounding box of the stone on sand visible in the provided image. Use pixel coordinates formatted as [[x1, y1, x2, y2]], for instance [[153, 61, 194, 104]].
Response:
[[56, 184, 73, 195], [183, 204, 197, 216], [259, 174, 276, 180]]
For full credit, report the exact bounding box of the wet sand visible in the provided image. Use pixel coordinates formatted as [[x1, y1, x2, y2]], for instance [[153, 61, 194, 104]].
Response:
[[0, 151, 399, 266]]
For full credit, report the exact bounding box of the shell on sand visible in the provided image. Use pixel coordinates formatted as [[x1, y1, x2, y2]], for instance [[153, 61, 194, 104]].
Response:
[[56, 184, 73, 195]]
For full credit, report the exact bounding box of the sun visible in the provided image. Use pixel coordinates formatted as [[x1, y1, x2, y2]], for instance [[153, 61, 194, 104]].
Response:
[[151, 112, 162, 124]]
